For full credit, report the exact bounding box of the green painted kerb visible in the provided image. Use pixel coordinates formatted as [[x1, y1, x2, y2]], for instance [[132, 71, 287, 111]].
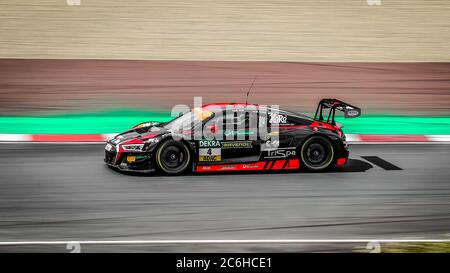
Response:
[[0, 110, 449, 135]]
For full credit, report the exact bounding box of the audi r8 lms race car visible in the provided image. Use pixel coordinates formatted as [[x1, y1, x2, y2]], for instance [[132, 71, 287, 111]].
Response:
[[104, 99, 361, 175]]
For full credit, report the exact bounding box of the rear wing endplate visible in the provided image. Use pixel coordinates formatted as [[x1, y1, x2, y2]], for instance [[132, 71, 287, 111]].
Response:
[[314, 98, 361, 124]]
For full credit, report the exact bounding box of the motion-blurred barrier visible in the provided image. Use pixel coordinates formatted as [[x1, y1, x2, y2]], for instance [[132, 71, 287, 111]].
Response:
[[0, 60, 449, 116], [1, 133, 449, 143]]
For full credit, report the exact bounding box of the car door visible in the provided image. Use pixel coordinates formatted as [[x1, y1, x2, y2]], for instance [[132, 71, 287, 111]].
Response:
[[220, 110, 261, 163], [197, 109, 261, 164]]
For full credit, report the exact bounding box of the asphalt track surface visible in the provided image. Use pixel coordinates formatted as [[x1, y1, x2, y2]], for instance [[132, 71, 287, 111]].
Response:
[[0, 144, 449, 252]]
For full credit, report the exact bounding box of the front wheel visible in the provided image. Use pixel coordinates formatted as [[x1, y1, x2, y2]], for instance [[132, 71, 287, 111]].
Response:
[[155, 140, 191, 175], [300, 136, 335, 171]]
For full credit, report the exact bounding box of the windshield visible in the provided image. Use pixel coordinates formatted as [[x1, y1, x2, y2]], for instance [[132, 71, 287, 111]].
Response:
[[163, 108, 213, 130]]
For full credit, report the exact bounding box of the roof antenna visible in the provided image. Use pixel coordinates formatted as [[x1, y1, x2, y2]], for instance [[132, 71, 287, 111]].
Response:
[[245, 76, 257, 104]]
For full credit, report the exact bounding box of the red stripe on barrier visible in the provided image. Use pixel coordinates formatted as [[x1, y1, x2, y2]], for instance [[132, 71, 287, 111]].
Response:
[[358, 134, 428, 142], [31, 134, 105, 142]]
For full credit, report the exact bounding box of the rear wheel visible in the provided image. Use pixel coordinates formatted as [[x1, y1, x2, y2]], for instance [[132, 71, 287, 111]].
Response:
[[155, 140, 191, 175], [300, 136, 334, 171]]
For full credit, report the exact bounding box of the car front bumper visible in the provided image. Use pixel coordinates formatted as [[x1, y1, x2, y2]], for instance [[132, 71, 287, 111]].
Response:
[[104, 150, 156, 173]]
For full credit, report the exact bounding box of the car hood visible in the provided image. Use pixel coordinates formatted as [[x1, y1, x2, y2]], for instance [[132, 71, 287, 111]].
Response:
[[109, 122, 168, 144]]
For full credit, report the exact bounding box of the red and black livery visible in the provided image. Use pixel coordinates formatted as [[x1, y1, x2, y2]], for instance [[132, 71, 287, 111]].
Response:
[[104, 99, 361, 175]]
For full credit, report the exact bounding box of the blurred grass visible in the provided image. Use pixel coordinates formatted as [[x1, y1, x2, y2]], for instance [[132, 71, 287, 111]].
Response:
[[381, 242, 450, 253], [0, 109, 449, 134]]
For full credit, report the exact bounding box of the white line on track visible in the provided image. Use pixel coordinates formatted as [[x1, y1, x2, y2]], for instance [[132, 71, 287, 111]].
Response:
[[0, 239, 449, 245]]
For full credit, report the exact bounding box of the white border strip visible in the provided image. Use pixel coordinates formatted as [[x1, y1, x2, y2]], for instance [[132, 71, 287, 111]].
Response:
[[427, 135, 450, 142], [345, 134, 361, 142], [0, 239, 449, 245], [0, 134, 32, 142]]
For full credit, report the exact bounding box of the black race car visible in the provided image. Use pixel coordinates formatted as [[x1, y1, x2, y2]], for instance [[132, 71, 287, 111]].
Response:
[[104, 99, 361, 175]]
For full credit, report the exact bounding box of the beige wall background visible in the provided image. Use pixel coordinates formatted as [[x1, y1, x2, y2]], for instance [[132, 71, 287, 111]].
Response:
[[0, 0, 449, 61]]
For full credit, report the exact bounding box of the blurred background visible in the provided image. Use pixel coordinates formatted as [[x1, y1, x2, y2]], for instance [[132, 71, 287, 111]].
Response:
[[0, 0, 450, 253], [0, 0, 449, 135]]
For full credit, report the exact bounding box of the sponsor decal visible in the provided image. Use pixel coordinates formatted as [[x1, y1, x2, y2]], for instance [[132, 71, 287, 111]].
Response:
[[199, 148, 221, 162], [222, 141, 253, 149], [263, 147, 297, 159], [199, 140, 221, 148], [221, 165, 236, 170], [261, 140, 280, 150], [269, 113, 287, 124], [224, 131, 255, 137], [242, 164, 259, 169], [345, 109, 361, 118], [199, 155, 221, 162], [127, 156, 136, 163]]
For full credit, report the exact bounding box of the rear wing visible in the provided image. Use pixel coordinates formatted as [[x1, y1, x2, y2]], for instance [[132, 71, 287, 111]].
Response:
[[314, 99, 361, 125]]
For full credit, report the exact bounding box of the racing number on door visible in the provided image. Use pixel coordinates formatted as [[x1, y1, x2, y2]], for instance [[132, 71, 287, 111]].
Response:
[[198, 140, 222, 162]]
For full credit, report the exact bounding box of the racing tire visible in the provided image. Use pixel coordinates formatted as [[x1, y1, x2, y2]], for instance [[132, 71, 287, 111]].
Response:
[[300, 135, 335, 171], [155, 140, 191, 175]]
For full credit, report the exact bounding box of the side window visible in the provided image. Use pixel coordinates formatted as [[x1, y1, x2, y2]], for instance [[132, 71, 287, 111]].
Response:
[[222, 111, 238, 128], [206, 110, 242, 140], [222, 111, 247, 127], [220, 110, 259, 140]]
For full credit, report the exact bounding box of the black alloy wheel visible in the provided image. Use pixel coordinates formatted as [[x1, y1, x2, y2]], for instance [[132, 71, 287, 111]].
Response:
[[300, 136, 335, 171], [156, 140, 191, 175]]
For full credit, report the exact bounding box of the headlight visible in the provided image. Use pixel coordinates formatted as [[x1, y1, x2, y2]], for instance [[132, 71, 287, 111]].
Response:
[[122, 144, 144, 151], [121, 138, 160, 152]]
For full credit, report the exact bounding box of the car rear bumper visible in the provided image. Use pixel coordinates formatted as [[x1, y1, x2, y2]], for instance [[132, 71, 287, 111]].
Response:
[[335, 137, 349, 165]]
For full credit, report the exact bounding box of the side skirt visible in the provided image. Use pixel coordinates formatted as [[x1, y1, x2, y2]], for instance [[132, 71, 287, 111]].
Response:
[[195, 159, 300, 172]]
